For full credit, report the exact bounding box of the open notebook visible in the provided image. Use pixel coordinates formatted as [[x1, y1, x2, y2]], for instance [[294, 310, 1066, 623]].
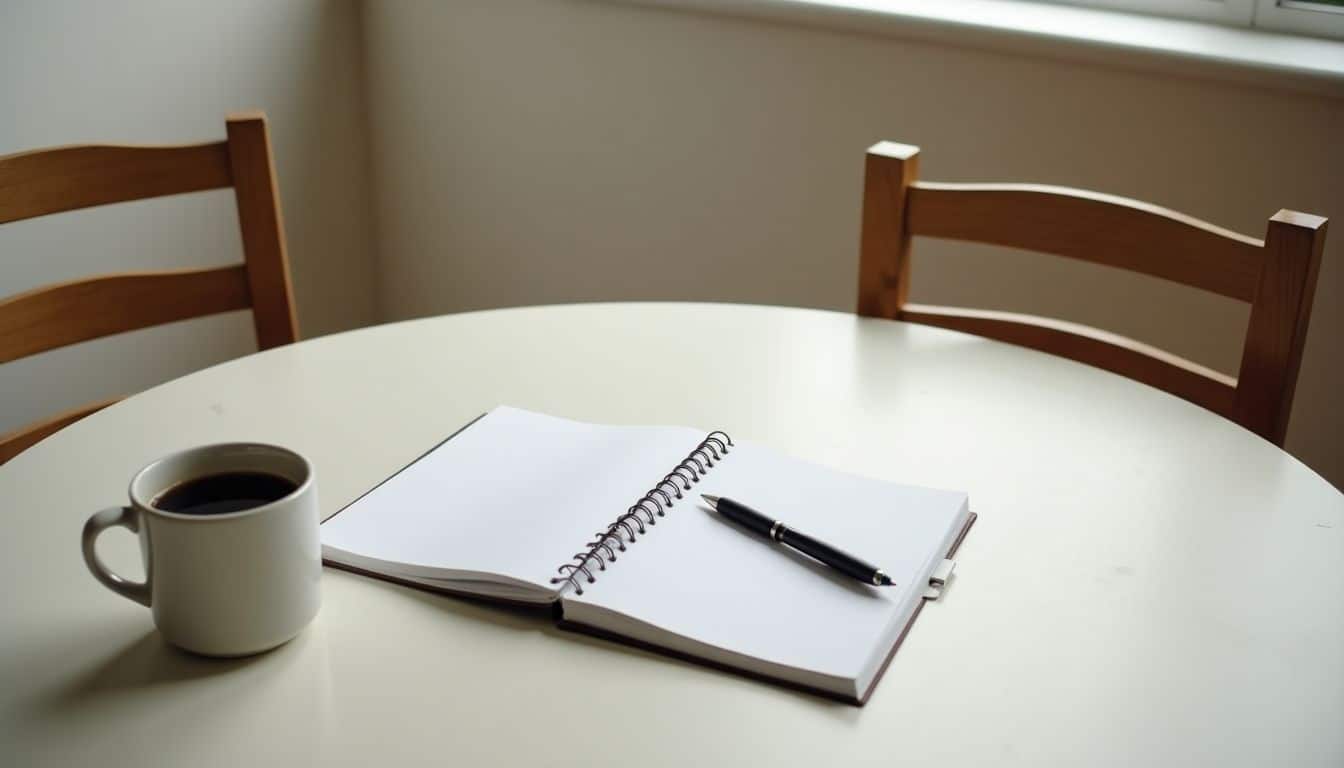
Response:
[[321, 407, 974, 704]]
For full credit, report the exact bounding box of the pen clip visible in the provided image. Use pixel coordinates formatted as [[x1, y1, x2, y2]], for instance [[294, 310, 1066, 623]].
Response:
[[921, 559, 956, 600]]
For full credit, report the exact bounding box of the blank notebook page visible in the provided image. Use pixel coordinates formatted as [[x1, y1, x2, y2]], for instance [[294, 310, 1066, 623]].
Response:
[[563, 441, 969, 690], [321, 407, 707, 592]]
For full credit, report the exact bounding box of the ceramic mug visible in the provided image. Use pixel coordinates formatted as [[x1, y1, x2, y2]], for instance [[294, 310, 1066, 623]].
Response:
[[81, 443, 321, 656]]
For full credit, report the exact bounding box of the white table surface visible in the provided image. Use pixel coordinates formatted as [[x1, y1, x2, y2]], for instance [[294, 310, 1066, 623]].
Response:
[[2, 303, 1341, 767]]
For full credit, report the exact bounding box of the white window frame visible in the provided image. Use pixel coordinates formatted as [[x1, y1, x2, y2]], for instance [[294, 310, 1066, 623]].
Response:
[[1053, 0, 1255, 26], [1253, 0, 1344, 38], [1055, 0, 1344, 38]]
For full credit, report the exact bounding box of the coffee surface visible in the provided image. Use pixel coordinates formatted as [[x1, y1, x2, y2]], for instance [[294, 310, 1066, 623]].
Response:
[[153, 472, 297, 516]]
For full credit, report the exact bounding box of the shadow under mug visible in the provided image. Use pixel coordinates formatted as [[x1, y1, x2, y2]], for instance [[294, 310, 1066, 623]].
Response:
[[81, 443, 322, 657]]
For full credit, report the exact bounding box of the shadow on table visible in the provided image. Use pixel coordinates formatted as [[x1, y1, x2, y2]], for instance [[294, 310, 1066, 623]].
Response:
[[27, 622, 334, 756], [41, 575, 857, 717], [44, 631, 256, 705]]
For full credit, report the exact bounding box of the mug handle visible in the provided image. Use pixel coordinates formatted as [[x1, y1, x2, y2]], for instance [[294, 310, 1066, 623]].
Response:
[[82, 506, 151, 607]]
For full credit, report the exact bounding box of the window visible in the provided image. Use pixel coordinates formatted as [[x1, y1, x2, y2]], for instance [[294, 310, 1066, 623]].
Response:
[[1254, 0, 1344, 38], [1051, 0, 1344, 38], [1053, 0, 1253, 26]]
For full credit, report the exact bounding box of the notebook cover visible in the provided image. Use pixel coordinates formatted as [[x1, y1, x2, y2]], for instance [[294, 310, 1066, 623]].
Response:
[[554, 511, 976, 706], [322, 559, 558, 610]]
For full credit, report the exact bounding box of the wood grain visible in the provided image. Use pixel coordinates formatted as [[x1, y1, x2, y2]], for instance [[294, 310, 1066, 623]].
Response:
[[0, 397, 119, 465], [0, 112, 300, 463], [226, 112, 299, 349], [0, 142, 232, 224], [900, 303, 1237, 416], [0, 266, 252, 363], [856, 141, 1328, 446], [857, 142, 920, 319], [906, 182, 1264, 301], [1234, 211, 1327, 445]]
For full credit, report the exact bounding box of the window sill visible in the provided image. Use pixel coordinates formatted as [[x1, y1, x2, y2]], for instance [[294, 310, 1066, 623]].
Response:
[[615, 0, 1344, 96]]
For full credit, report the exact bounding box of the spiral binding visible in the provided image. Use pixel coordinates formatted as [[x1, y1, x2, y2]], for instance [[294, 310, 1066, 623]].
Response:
[[550, 430, 734, 595]]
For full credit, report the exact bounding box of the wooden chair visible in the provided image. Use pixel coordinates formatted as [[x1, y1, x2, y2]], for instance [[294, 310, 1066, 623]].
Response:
[[0, 111, 298, 463], [857, 141, 1326, 447]]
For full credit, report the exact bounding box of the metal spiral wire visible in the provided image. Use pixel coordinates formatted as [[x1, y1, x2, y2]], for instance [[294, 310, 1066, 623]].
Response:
[[550, 430, 734, 594]]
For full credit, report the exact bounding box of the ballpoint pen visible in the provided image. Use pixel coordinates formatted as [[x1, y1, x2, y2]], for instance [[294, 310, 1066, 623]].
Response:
[[700, 494, 894, 586]]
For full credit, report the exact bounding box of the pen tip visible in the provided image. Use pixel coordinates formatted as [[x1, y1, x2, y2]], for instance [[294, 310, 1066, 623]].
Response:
[[700, 494, 719, 507]]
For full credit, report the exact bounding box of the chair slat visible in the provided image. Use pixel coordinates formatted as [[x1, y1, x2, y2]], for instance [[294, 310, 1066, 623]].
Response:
[[1233, 211, 1328, 444], [226, 114, 298, 349], [858, 142, 1325, 447], [899, 303, 1238, 416], [0, 265, 251, 363], [0, 142, 232, 225], [1, 113, 298, 465], [0, 396, 120, 465], [906, 183, 1264, 302]]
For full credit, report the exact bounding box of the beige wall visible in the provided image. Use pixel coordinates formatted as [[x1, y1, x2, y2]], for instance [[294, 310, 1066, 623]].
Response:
[[0, 0, 376, 435], [361, 0, 1342, 486], [3, 0, 1338, 486]]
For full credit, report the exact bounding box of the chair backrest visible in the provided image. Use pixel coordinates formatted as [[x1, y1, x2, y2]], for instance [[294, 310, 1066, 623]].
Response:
[[0, 111, 298, 463], [856, 141, 1326, 447]]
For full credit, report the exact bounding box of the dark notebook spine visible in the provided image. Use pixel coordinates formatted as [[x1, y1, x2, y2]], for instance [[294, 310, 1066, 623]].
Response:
[[549, 431, 734, 595]]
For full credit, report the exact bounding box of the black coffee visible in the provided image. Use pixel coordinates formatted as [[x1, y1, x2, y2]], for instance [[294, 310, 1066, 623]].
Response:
[[152, 472, 298, 516]]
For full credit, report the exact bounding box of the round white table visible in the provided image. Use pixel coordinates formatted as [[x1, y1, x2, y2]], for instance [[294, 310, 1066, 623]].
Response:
[[3, 303, 1341, 767]]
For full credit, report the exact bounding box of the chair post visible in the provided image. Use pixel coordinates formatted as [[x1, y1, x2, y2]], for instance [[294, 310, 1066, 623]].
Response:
[[225, 111, 299, 349], [857, 142, 920, 319], [1234, 210, 1327, 446]]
